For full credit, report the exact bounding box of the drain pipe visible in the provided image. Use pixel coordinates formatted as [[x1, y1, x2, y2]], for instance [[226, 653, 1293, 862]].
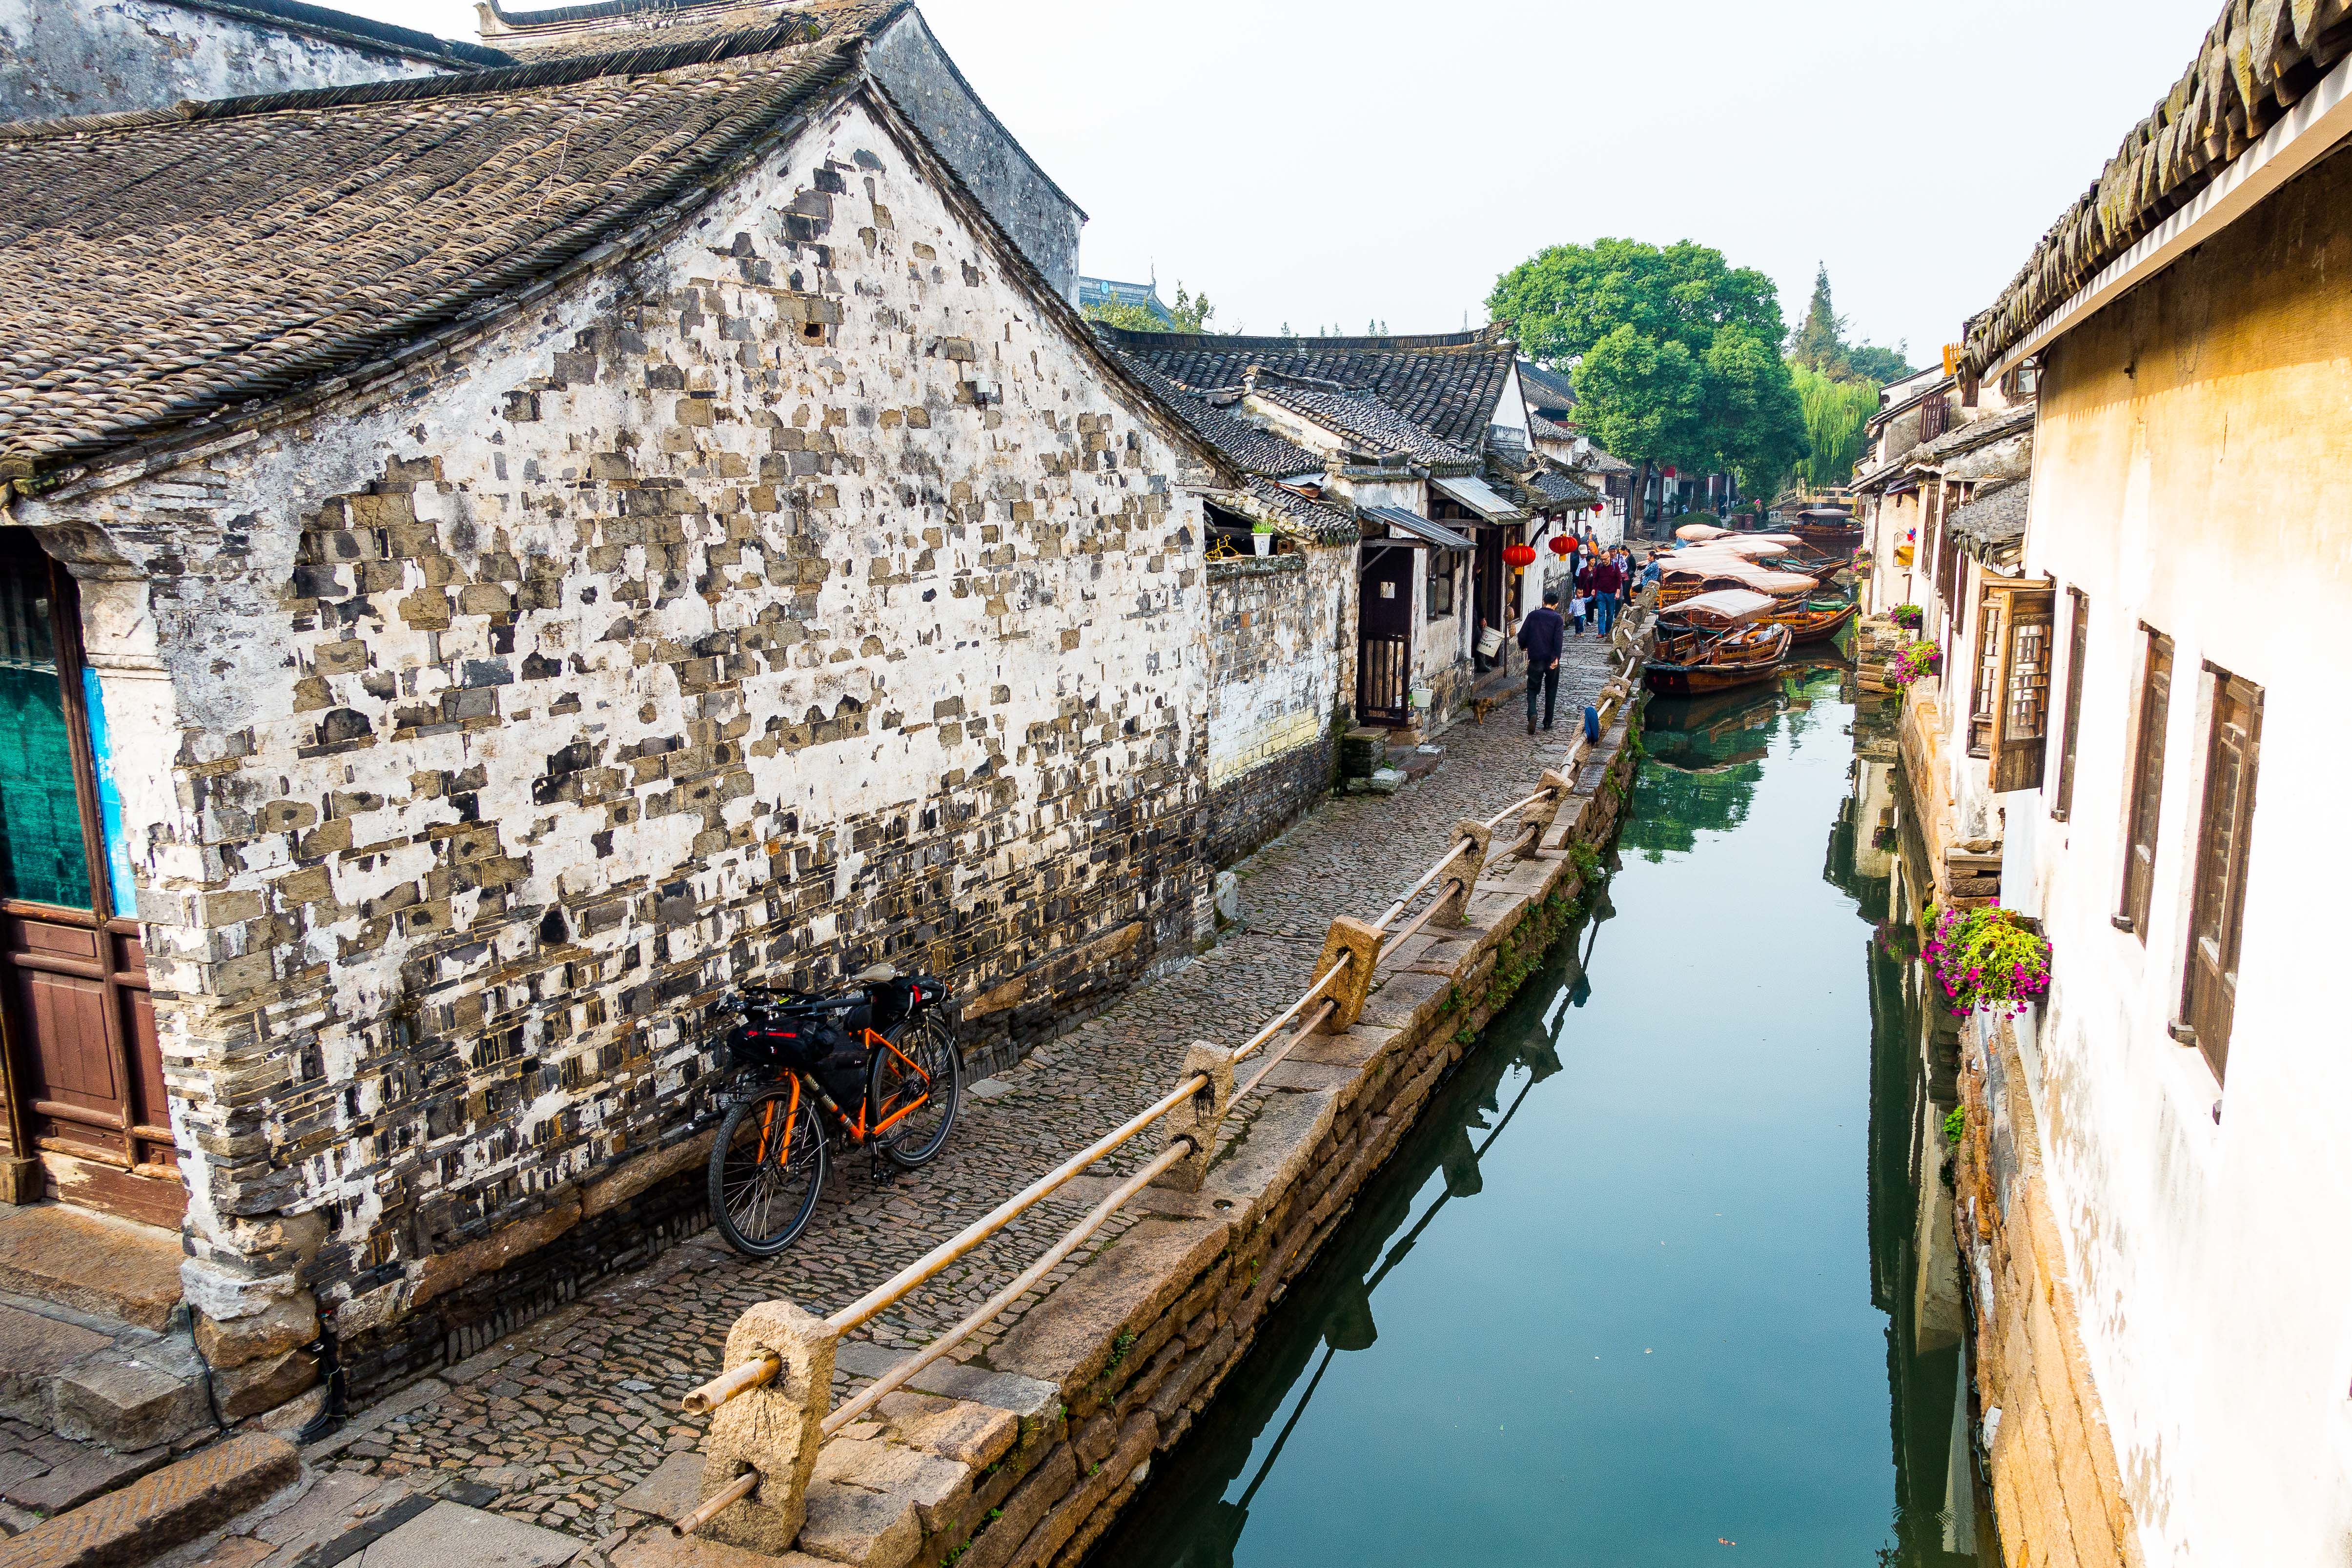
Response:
[[295, 1324, 347, 1445]]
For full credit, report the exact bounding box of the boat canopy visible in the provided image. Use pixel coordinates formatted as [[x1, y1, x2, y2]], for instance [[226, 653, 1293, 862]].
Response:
[[1717, 538, 1791, 558], [1675, 522, 1735, 542], [1666, 588, 1777, 626]]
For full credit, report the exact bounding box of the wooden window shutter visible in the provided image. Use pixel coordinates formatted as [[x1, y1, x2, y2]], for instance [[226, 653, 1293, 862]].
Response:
[[2053, 590, 2089, 820], [1967, 586, 2003, 757], [1921, 393, 1949, 441], [2117, 631, 2174, 937], [2178, 672, 2262, 1082], [1989, 587, 2056, 792]]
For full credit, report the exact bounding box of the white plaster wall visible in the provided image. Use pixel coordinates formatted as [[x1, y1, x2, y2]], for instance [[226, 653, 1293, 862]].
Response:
[[1205, 545, 1350, 789], [22, 92, 1213, 1294], [0, 0, 448, 122], [2004, 259, 2352, 1562]]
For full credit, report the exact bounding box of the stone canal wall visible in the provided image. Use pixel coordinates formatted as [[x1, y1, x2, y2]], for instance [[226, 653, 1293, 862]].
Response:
[[777, 680, 1646, 1568]]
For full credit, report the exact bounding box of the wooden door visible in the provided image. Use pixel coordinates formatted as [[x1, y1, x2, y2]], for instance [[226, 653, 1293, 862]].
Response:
[[1357, 547, 1415, 725], [0, 532, 174, 1224]]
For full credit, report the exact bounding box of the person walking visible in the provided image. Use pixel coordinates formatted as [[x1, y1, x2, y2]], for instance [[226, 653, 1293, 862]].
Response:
[[1589, 551, 1622, 635], [1518, 588, 1565, 734]]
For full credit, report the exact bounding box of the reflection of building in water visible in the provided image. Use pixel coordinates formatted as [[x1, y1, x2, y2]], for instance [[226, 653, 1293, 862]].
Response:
[[1835, 685, 1990, 1564]]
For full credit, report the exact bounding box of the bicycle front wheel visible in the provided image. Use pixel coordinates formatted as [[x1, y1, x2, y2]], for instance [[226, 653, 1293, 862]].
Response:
[[873, 1013, 961, 1170], [709, 1081, 826, 1257]]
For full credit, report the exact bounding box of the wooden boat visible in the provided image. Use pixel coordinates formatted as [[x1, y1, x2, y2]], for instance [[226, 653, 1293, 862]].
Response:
[[1646, 590, 1795, 695], [1657, 554, 1818, 606], [1760, 596, 1860, 645], [1788, 506, 1863, 553]]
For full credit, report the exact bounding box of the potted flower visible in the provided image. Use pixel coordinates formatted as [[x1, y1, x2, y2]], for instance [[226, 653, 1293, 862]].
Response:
[[1924, 902, 2051, 1018], [1891, 604, 1923, 630], [1892, 640, 1941, 687], [1251, 520, 1275, 557]]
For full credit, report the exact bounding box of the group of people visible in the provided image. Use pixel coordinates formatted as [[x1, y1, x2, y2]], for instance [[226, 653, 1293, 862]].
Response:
[[1514, 539, 1657, 734]]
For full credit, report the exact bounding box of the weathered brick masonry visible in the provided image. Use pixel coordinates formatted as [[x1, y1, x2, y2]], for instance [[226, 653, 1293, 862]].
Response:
[[19, 83, 1222, 1394], [1202, 547, 1353, 869], [764, 676, 1647, 1568]]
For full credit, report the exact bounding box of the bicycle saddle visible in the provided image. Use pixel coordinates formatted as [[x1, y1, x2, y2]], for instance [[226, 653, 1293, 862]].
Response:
[[849, 962, 900, 984]]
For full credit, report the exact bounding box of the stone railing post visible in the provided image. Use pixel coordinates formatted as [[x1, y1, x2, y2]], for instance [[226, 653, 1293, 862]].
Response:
[[1313, 916, 1384, 1030], [1516, 770, 1575, 856], [1430, 820, 1492, 926], [1158, 1041, 1234, 1191], [698, 1300, 839, 1552]]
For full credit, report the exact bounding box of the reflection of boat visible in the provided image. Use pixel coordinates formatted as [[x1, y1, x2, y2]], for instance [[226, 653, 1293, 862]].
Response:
[[1647, 589, 1793, 695]]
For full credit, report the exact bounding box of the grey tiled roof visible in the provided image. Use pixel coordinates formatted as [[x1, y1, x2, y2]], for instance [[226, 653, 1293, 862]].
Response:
[[1109, 355, 1323, 479], [1967, 0, 2352, 374], [1528, 467, 1598, 507], [1245, 374, 1473, 466], [1953, 478, 2030, 565], [0, 3, 906, 478], [1516, 356, 1576, 413], [1099, 324, 1516, 447]]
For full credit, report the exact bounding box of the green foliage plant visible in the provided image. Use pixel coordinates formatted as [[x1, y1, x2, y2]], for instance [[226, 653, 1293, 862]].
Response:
[[1925, 904, 2052, 1018], [1943, 1106, 1965, 1146]]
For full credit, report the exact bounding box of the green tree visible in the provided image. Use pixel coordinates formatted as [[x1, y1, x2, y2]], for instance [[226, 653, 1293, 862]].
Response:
[[1791, 364, 1882, 489], [1489, 238, 1787, 367], [1487, 238, 1807, 503], [1699, 324, 1808, 492], [1787, 263, 1913, 384], [1571, 325, 1706, 468], [1846, 342, 1914, 383], [1787, 263, 1849, 378]]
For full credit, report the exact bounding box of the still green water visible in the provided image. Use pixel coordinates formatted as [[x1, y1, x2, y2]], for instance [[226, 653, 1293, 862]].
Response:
[[1091, 662, 1979, 1567]]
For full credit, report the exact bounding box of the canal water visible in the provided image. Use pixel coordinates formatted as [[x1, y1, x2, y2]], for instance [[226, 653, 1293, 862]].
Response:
[[1092, 658, 1988, 1567]]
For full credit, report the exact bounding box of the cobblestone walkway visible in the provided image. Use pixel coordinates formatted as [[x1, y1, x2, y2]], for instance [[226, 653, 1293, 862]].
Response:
[[300, 639, 1623, 1550]]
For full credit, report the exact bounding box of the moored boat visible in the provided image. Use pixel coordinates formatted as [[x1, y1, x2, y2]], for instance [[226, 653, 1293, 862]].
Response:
[[1761, 596, 1860, 644], [1646, 589, 1795, 695]]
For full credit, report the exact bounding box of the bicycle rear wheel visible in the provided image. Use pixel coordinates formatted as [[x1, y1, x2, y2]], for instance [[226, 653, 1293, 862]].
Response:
[[710, 1081, 826, 1257], [872, 1013, 961, 1170]]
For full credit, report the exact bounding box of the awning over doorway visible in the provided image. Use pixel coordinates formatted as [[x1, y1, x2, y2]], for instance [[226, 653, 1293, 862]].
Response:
[[1360, 507, 1475, 550], [1429, 475, 1529, 523]]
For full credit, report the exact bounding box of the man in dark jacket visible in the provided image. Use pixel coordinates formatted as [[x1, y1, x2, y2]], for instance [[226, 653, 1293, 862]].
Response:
[[1518, 588, 1566, 734], [1588, 554, 1623, 634]]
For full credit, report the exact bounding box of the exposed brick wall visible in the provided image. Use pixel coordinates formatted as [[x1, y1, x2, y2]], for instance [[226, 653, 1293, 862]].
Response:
[[1957, 1018, 2143, 1568], [22, 92, 1217, 1354]]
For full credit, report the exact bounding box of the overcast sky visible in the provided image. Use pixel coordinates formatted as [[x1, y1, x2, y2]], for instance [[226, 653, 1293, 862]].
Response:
[[341, 0, 2222, 364]]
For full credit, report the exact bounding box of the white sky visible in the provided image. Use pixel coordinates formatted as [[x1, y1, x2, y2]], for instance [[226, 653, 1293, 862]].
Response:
[[340, 0, 2223, 361]]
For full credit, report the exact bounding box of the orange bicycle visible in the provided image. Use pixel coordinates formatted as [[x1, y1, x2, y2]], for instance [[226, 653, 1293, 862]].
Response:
[[707, 965, 961, 1257]]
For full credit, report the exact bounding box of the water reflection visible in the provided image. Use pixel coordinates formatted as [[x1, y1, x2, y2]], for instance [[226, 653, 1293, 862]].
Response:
[[1091, 658, 1989, 1568]]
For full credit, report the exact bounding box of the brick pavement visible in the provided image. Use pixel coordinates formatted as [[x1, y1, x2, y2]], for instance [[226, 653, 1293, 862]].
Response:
[[279, 635, 1623, 1554]]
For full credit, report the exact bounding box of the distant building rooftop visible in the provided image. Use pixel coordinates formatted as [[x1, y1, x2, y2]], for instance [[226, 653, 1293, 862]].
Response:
[[1078, 277, 1175, 326]]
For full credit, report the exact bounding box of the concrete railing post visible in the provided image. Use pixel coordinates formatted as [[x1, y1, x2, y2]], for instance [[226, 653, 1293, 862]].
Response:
[[1430, 820, 1493, 927], [698, 1300, 839, 1553], [1158, 1042, 1235, 1191]]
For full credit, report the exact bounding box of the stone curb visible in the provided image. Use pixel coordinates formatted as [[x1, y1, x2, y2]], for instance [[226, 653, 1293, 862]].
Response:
[[0, 1432, 301, 1568]]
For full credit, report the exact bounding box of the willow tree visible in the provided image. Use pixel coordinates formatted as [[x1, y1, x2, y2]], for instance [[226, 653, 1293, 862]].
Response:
[[1791, 364, 1881, 489]]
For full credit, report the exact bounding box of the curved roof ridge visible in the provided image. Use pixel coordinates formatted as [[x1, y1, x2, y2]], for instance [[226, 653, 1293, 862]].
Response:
[[0, 7, 872, 141]]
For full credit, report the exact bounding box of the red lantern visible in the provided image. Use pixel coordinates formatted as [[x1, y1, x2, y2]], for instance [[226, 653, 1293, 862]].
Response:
[[1502, 542, 1537, 575], [1590, 501, 1604, 513], [1548, 534, 1573, 557]]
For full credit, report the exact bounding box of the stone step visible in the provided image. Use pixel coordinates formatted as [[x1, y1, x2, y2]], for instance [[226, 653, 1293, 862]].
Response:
[[0, 1432, 298, 1568], [0, 1298, 220, 1457], [0, 1205, 184, 1334]]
